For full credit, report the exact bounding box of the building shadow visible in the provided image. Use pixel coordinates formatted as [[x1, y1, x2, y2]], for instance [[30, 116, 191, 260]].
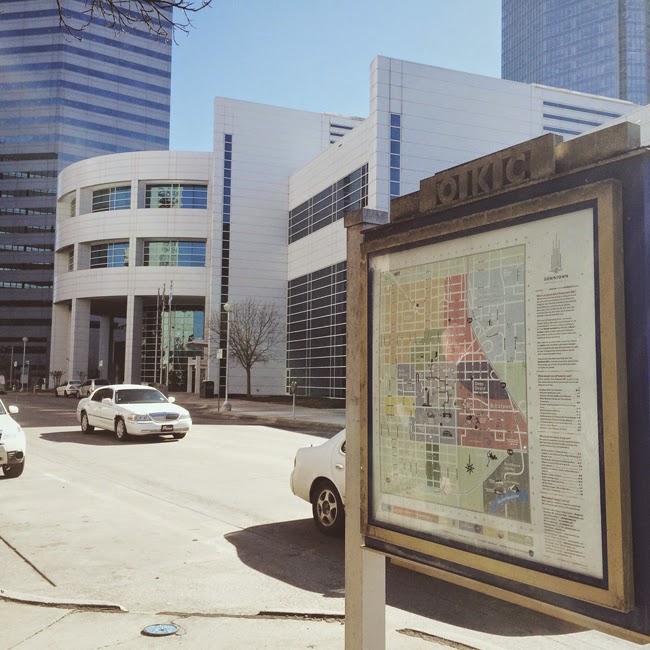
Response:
[[225, 519, 583, 638], [39, 430, 176, 446]]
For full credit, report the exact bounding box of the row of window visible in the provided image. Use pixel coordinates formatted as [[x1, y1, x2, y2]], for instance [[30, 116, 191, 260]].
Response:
[[87, 241, 207, 269], [0, 170, 57, 179], [0, 27, 171, 62], [0, 43, 170, 78], [288, 165, 368, 244], [89, 184, 208, 213], [0, 207, 55, 216], [3, 61, 170, 95], [0, 281, 52, 289], [4, 96, 169, 130], [1, 79, 170, 114], [0, 225, 54, 234], [0, 188, 56, 198], [1, 116, 169, 147], [0, 244, 53, 252], [287, 261, 347, 399]]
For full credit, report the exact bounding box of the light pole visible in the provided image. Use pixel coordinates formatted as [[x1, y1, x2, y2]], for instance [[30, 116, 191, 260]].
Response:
[[221, 302, 234, 411], [9, 345, 14, 390], [21, 337, 28, 392]]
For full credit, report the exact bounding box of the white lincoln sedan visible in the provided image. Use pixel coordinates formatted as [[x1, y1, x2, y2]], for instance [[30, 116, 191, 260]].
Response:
[[76, 384, 191, 442]]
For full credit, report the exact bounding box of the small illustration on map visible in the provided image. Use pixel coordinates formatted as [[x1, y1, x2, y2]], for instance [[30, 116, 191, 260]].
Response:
[[376, 245, 530, 526]]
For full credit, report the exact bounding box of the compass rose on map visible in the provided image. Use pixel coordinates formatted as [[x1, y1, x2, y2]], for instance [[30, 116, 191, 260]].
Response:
[[465, 456, 475, 474]]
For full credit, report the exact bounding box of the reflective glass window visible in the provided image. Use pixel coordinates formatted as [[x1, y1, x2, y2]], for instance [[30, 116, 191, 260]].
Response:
[[92, 186, 131, 212], [90, 243, 129, 268], [144, 184, 208, 209]]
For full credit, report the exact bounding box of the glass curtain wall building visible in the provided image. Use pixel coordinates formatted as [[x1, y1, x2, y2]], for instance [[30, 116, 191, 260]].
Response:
[[502, 0, 650, 105], [0, 0, 171, 385]]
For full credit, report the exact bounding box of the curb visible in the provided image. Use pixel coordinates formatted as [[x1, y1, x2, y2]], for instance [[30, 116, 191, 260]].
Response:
[[0, 588, 126, 611]]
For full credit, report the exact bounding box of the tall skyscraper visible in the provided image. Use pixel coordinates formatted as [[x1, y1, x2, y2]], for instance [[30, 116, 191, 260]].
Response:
[[502, 0, 650, 105], [0, 0, 172, 385]]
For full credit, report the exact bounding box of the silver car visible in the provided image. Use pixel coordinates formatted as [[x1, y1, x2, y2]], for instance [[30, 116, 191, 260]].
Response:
[[76, 384, 191, 442]]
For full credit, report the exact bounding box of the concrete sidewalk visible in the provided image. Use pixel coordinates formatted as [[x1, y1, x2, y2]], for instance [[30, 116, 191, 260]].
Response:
[[172, 392, 346, 433]]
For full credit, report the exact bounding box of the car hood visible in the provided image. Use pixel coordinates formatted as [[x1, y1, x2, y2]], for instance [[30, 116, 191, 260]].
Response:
[[116, 403, 190, 417]]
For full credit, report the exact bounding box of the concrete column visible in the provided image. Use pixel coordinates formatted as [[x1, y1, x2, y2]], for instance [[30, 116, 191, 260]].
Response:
[[124, 295, 143, 384], [98, 315, 111, 380], [49, 303, 72, 387], [69, 298, 91, 382], [344, 208, 390, 650]]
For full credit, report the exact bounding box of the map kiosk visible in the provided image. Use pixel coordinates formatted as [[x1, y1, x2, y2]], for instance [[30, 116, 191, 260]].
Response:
[[344, 123, 650, 646]]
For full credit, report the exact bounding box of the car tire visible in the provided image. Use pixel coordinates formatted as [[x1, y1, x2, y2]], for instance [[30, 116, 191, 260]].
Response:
[[311, 479, 345, 537], [172, 433, 186, 440], [115, 418, 130, 442], [80, 411, 94, 434], [3, 461, 25, 478]]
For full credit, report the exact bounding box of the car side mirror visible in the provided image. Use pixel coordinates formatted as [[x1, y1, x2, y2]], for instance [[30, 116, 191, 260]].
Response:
[[101, 397, 113, 405], [167, 396, 176, 403], [8, 405, 18, 414]]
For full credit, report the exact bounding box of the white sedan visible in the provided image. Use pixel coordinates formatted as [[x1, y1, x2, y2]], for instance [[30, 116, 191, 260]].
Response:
[[0, 399, 26, 478], [76, 384, 192, 442], [290, 429, 346, 536], [55, 380, 81, 397]]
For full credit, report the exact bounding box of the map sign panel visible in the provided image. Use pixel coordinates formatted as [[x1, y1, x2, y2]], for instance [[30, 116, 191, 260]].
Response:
[[369, 208, 604, 580]]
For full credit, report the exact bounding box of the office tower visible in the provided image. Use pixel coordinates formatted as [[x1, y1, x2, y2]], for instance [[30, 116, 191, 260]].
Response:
[[0, 0, 171, 386], [502, 0, 650, 104]]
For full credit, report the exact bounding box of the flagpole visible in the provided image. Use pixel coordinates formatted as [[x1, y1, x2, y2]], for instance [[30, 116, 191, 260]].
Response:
[[166, 281, 173, 387], [159, 283, 165, 384], [154, 287, 160, 385]]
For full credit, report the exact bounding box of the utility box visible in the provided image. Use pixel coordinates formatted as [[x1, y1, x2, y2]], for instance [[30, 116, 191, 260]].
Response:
[[200, 380, 214, 399]]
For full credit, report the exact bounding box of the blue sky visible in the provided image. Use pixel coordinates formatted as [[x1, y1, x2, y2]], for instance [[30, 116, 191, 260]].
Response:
[[169, 0, 502, 151]]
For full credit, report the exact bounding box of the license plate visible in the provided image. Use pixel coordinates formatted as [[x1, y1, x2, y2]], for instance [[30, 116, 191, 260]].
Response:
[[160, 425, 174, 432]]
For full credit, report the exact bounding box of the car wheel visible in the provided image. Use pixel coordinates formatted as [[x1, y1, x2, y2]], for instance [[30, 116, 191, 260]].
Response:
[[80, 411, 94, 433], [3, 461, 25, 478], [115, 418, 130, 442], [172, 433, 186, 440], [311, 479, 345, 537]]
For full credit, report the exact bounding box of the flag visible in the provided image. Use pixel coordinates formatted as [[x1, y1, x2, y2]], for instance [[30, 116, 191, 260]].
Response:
[[156, 287, 160, 312], [168, 282, 173, 308]]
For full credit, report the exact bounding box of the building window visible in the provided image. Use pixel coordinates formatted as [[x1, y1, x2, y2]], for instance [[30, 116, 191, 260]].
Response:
[[91, 186, 131, 212], [286, 261, 347, 399], [70, 196, 76, 217], [143, 241, 206, 267], [68, 250, 74, 272], [288, 164, 368, 244], [144, 184, 208, 209], [90, 242, 129, 268]]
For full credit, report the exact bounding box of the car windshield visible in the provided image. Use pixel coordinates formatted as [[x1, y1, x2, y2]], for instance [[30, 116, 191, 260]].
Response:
[[115, 389, 168, 405]]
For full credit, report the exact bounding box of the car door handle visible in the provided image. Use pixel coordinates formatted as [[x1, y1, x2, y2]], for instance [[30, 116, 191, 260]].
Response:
[[335, 463, 344, 470]]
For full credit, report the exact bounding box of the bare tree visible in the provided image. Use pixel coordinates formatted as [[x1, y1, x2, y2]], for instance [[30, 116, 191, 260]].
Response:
[[50, 369, 64, 389], [209, 299, 284, 398], [55, 0, 212, 42]]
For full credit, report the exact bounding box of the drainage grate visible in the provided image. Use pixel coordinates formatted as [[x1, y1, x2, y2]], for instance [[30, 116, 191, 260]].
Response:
[[141, 623, 179, 637]]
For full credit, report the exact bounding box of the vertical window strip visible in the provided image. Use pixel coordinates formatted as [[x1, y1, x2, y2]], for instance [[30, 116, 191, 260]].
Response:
[[219, 133, 233, 396], [389, 113, 401, 199]]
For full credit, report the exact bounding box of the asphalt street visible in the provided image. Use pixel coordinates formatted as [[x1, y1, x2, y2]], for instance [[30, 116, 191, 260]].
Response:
[[0, 393, 643, 649]]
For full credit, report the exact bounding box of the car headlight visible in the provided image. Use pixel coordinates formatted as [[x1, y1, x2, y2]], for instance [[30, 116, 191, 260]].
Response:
[[127, 414, 151, 422]]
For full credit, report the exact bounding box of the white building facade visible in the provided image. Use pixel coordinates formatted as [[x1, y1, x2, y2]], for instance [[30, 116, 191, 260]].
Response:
[[51, 57, 639, 397]]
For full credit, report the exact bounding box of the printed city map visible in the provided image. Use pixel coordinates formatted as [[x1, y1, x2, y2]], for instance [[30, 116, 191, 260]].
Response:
[[373, 245, 531, 538], [370, 209, 605, 579]]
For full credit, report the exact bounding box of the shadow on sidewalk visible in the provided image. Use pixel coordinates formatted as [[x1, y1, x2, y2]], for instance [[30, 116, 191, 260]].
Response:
[[226, 519, 584, 638]]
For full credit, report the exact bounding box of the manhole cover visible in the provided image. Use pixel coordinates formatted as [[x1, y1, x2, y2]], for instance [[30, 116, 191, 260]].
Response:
[[141, 624, 179, 637]]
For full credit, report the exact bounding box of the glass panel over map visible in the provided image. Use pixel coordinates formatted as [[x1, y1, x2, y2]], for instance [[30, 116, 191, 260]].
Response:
[[369, 210, 604, 580]]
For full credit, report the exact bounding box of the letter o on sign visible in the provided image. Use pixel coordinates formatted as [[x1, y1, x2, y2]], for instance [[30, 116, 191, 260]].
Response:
[[437, 176, 458, 205]]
